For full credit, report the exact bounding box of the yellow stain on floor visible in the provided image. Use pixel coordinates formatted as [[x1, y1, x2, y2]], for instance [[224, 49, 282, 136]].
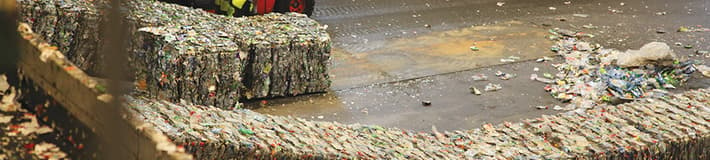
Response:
[[329, 21, 554, 89]]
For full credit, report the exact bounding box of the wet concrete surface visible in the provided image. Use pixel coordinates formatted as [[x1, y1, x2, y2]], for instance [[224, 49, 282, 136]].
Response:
[[328, 21, 554, 89], [251, 59, 564, 131], [251, 0, 710, 132]]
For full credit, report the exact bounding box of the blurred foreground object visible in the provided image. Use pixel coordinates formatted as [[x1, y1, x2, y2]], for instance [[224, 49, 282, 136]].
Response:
[[0, 0, 18, 73]]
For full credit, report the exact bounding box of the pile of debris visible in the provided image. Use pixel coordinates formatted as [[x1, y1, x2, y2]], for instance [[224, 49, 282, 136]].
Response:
[[16, 0, 332, 108], [538, 28, 697, 111], [127, 88, 710, 159]]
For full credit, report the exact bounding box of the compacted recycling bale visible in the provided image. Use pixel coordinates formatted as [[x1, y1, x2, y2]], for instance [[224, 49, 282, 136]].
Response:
[[17, 0, 332, 107], [16, 0, 104, 74], [127, 88, 710, 159], [134, 26, 244, 109]]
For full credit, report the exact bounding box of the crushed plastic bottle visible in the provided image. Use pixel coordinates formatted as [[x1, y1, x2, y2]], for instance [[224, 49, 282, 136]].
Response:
[[472, 74, 489, 81], [484, 83, 502, 92]]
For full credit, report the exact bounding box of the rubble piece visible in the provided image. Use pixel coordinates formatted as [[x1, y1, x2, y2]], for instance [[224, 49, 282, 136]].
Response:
[[421, 100, 432, 106], [469, 86, 482, 95], [18, 0, 332, 107], [616, 42, 677, 67]]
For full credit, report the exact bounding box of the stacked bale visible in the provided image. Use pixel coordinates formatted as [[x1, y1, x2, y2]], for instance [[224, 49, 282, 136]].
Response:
[[17, 0, 332, 108], [127, 88, 710, 159], [16, 0, 103, 74], [125, 0, 332, 100], [133, 26, 244, 109]]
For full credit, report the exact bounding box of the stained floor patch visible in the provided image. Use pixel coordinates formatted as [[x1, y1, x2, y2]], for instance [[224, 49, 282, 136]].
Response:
[[330, 21, 554, 89]]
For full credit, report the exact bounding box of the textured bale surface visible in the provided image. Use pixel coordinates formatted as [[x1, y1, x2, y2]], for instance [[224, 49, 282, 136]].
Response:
[[128, 89, 710, 159], [17, 0, 332, 108], [125, 0, 331, 101], [17, 0, 103, 74]]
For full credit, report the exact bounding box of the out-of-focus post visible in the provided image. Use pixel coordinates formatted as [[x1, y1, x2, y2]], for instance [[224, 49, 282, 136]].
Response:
[[98, 0, 132, 159], [0, 0, 18, 74]]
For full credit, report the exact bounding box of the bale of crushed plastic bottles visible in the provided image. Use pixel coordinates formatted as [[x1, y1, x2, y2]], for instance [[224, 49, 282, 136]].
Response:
[[127, 88, 710, 159], [125, 0, 331, 106], [17, 0, 332, 108], [133, 26, 244, 109], [16, 0, 104, 74]]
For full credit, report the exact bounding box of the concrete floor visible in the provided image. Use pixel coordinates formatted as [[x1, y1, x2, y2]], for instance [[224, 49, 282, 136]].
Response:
[[250, 0, 710, 132]]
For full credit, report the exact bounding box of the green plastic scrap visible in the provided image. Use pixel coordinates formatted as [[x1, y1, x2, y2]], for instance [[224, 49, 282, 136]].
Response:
[[95, 84, 106, 93], [239, 128, 255, 135], [470, 46, 480, 51], [263, 63, 272, 73], [543, 73, 554, 79]]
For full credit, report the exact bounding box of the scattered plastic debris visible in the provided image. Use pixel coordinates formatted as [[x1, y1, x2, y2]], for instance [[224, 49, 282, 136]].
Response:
[[655, 11, 667, 16], [471, 74, 488, 81], [500, 56, 521, 63], [542, 29, 697, 110], [470, 46, 480, 51], [572, 14, 589, 18], [0, 75, 8, 92], [581, 24, 598, 29], [500, 58, 516, 63], [0, 87, 19, 112], [470, 86, 482, 95], [678, 26, 710, 32], [484, 83, 502, 92], [0, 78, 68, 159], [33, 143, 67, 160], [0, 115, 12, 123], [496, 2, 505, 7], [498, 72, 517, 80], [530, 74, 556, 84], [536, 56, 554, 62], [552, 105, 565, 110]]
